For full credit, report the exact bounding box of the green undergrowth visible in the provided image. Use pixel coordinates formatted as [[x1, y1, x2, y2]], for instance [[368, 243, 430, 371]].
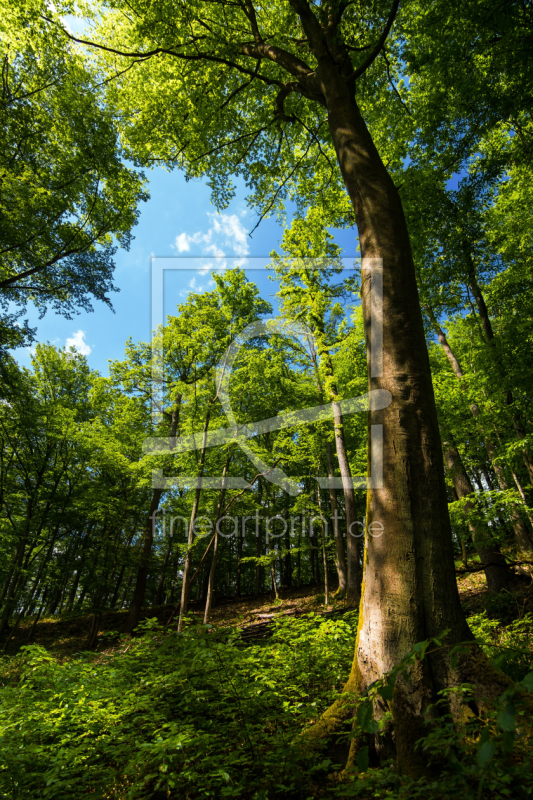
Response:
[[0, 612, 357, 799], [1, 603, 533, 799]]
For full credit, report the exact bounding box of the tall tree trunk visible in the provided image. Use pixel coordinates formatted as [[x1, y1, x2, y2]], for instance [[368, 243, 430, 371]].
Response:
[[125, 393, 181, 633], [426, 307, 533, 554], [331, 390, 361, 602], [203, 458, 230, 624], [297, 515, 301, 589], [109, 530, 135, 609], [0, 550, 19, 607], [178, 405, 211, 632], [304, 55, 501, 774], [451, 488, 469, 569], [0, 515, 31, 637], [284, 519, 292, 588], [443, 434, 513, 593], [317, 482, 329, 606], [156, 537, 173, 606], [236, 523, 243, 597], [254, 481, 264, 596], [64, 524, 94, 612], [467, 269, 533, 485], [309, 339, 350, 597], [325, 440, 347, 596]]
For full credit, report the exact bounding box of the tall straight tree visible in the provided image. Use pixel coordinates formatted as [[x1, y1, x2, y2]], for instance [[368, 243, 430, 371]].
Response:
[[53, 0, 515, 772], [270, 210, 365, 601]]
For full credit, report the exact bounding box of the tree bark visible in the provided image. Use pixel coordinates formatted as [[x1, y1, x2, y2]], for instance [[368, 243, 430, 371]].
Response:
[[426, 307, 533, 554], [466, 269, 533, 486], [254, 480, 264, 596], [203, 458, 230, 624], [156, 538, 173, 606], [303, 49, 494, 774], [178, 405, 211, 631], [125, 393, 182, 632], [325, 440, 348, 597], [124, 491, 162, 632], [443, 435, 513, 593], [317, 482, 329, 606]]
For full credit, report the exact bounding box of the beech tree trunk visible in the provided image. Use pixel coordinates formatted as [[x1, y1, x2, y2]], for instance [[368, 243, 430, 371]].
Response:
[[426, 307, 533, 554], [331, 401, 361, 602], [156, 538, 173, 606], [317, 483, 329, 606], [203, 458, 230, 624], [178, 405, 211, 632], [325, 440, 347, 597], [125, 393, 182, 633], [443, 435, 513, 593], [467, 270, 533, 486], [303, 52, 504, 774]]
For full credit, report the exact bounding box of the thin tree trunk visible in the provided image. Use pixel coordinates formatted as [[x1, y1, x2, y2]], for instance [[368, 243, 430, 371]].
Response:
[[426, 307, 533, 554], [331, 400, 361, 602], [178, 405, 211, 632], [0, 550, 19, 607], [467, 269, 533, 486], [317, 483, 329, 606], [125, 393, 181, 633], [297, 516, 301, 589], [308, 343, 349, 597], [270, 555, 279, 600], [156, 538, 173, 606], [284, 516, 292, 588], [203, 459, 230, 624], [452, 488, 469, 569], [64, 525, 94, 612], [236, 522, 243, 597], [124, 491, 162, 632], [254, 481, 264, 596], [325, 440, 347, 596], [443, 436, 513, 593], [0, 517, 31, 637]]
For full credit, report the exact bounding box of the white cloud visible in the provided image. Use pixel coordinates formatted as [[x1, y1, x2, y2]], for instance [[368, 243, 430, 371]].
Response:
[[65, 330, 91, 356], [188, 277, 205, 292], [173, 212, 249, 259], [205, 243, 226, 258], [175, 232, 191, 252], [208, 213, 249, 256]]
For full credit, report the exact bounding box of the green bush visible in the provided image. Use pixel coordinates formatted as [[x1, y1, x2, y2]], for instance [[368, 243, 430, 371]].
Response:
[[0, 613, 356, 799]]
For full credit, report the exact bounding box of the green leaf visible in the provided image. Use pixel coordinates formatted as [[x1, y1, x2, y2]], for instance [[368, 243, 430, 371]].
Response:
[[491, 653, 507, 671], [497, 704, 516, 732], [356, 746, 369, 772], [520, 672, 533, 693], [377, 678, 395, 702], [356, 703, 379, 734], [476, 739, 496, 768]]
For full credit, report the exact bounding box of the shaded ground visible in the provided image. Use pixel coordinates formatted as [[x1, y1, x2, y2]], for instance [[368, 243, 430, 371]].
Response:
[[0, 584, 343, 658], [2, 565, 532, 659]]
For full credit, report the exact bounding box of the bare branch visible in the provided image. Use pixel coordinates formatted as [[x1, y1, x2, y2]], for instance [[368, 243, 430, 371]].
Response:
[[239, 0, 263, 43], [347, 0, 401, 81], [381, 48, 411, 115], [249, 135, 316, 235]]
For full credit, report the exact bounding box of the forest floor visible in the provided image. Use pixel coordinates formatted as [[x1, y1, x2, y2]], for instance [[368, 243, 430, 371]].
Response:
[[2, 563, 532, 659]]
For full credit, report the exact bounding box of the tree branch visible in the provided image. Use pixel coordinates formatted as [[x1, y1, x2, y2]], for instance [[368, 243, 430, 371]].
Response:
[[347, 0, 401, 81], [381, 48, 411, 115]]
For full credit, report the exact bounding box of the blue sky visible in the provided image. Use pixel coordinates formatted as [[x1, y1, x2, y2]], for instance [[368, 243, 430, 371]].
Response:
[[16, 168, 359, 376]]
